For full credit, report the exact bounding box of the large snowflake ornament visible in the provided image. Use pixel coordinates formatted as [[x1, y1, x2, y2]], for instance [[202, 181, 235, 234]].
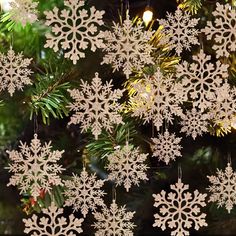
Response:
[[106, 143, 149, 192], [131, 68, 183, 131], [176, 50, 229, 111], [158, 8, 199, 56], [180, 108, 210, 140], [23, 202, 84, 235], [68, 72, 124, 140], [0, 47, 32, 96], [207, 163, 236, 213], [202, 3, 236, 58], [92, 199, 136, 236], [7, 134, 65, 199], [153, 178, 207, 236], [151, 130, 182, 165], [64, 167, 106, 217], [101, 13, 154, 78], [44, 0, 105, 64]]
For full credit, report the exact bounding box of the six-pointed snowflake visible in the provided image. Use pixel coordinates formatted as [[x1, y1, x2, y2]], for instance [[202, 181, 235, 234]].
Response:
[[7, 134, 65, 199], [106, 143, 149, 192], [92, 199, 136, 236], [151, 130, 182, 165], [176, 50, 229, 111], [64, 167, 106, 217], [131, 68, 183, 131], [23, 202, 84, 235], [158, 8, 199, 56], [202, 3, 236, 58], [44, 0, 105, 64], [0, 47, 32, 96], [207, 163, 236, 213], [68, 72, 124, 140], [180, 108, 210, 140], [102, 13, 154, 78], [153, 178, 207, 236], [9, 0, 38, 26]]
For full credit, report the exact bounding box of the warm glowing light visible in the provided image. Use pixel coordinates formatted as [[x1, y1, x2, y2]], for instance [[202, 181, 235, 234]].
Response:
[[143, 7, 153, 26], [231, 121, 236, 130], [0, 0, 13, 11]]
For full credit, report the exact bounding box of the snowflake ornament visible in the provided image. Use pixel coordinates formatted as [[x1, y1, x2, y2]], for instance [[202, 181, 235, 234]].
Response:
[[176, 49, 229, 111], [158, 8, 199, 56], [44, 0, 105, 64], [0, 47, 32, 96], [202, 3, 236, 58], [68, 72, 124, 140], [153, 178, 207, 236], [101, 13, 154, 78], [207, 163, 236, 213], [64, 167, 106, 217], [7, 134, 65, 199], [151, 130, 182, 165], [131, 68, 183, 131], [180, 108, 210, 140], [9, 0, 38, 26], [106, 143, 149, 192], [23, 202, 84, 235], [92, 199, 136, 236]]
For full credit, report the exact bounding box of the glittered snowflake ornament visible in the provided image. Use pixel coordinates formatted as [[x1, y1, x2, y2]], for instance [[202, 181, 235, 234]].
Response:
[[0, 47, 32, 96], [44, 0, 105, 64], [106, 143, 149, 192], [102, 13, 154, 78], [68, 72, 124, 139], [64, 167, 106, 217], [153, 178, 207, 236], [7, 134, 65, 199], [207, 163, 236, 213], [23, 202, 84, 235], [92, 199, 136, 236]]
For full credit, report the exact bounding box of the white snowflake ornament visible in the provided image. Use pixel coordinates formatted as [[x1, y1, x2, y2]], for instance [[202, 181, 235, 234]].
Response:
[[44, 0, 105, 64], [64, 167, 106, 217], [92, 199, 136, 236], [158, 8, 199, 56], [180, 108, 209, 140], [7, 134, 65, 199], [9, 0, 38, 26], [176, 50, 229, 111], [0, 47, 32, 96], [202, 3, 236, 58], [68, 72, 124, 140], [151, 130, 182, 165], [101, 13, 154, 78], [153, 178, 207, 236], [207, 163, 236, 213], [23, 202, 84, 235], [106, 143, 149, 192], [131, 68, 183, 131]]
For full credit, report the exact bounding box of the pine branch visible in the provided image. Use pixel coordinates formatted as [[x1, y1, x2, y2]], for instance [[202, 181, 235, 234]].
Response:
[[177, 0, 202, 14]]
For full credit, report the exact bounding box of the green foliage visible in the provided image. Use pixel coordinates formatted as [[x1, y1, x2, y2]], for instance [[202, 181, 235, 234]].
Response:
[[177, 0, 202, 14]]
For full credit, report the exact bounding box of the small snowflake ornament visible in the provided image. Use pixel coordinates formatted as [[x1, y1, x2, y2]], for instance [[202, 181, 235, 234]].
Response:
[[102, 13, 154, 78], [92, 199, 136, 236], [180, 108, 210, 140], [23, 202, 84, 235], [202, 3, 236, 58], [106, 143, 148, 192], [7, 134, 65, 199], [0, 47, 32, 96], [64, 167, 106, 217], [158, 8, 199, 56], [131, 68, 183, 131], [44, 0, 105, 64], [153, 178, 207, 236], [176, 50, 229, 111], [151, 130, 182, 165], [207, 163, 236, 213], [68, 72, 124, 140], [9, 0, 38, 26]]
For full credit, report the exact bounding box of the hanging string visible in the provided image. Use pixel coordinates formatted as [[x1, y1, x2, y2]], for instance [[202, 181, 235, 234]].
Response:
[[151, 121, 155, 137], [125, 0, 129, 16], [82, 150, 86, 169], [178, 164, 182, 180], [227, 152, 232, 166], [112, 185, 117, 202], [33, 113, 38, 134]]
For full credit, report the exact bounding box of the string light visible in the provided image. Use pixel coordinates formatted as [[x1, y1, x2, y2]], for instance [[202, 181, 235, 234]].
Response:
[[143, 1, 153, 26]]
